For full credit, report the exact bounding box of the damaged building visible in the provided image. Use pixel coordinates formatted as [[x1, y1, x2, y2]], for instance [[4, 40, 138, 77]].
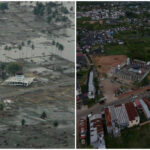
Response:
[[89, 114, 106, 149]]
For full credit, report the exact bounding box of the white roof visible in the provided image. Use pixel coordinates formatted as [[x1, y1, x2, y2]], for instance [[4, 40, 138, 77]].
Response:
[[88, 71, 95, 93], [5, 76, 34, 84]]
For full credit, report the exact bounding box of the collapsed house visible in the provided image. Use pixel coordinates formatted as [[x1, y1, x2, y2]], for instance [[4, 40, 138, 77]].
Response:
[[89, 114, 106, 149], [5, 72, 34, 87], [105, 102, 140, 137], [113, 58, 150, 83]]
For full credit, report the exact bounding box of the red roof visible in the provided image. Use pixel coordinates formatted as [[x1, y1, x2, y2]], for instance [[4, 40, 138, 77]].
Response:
[[125, 102, 139, 121], [105, 108, 112, 127]]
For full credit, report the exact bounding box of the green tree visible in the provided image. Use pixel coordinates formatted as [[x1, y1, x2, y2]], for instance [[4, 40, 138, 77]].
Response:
[[21, 119, 25, 126], [0, 103, 4, 111], [0, 3, 8, 13], [31, 44, 34, 50], [40, 111, 47, 119], [7, 62, 23, 75], [53, 121, 58, 127], [33, 2, 45, 16], [1, 63, 7, 71], [27, 40, 31, 45]]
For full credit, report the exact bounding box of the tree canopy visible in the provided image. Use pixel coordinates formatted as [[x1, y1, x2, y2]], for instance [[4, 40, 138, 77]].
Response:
[[7, 62, 23, 75], [0, 3, 8, 12]]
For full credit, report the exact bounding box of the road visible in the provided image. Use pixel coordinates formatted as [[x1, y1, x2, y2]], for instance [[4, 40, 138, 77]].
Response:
[[77, 87, 150, 120]]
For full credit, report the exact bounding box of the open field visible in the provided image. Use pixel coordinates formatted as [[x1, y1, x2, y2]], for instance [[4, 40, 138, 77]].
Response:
[[0, 56, 75, 148], [0, 81, 74, 148], [92, 55, 127, 77]]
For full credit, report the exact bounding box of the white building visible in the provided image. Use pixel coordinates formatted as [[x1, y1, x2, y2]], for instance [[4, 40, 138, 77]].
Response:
[[88, 70, 95, 99], [5, 74, 34, 87]]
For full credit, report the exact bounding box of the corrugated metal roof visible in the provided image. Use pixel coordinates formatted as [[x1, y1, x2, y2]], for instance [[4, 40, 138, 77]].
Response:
[[114, 104, 129, 126], [139, 99, 150, 119]]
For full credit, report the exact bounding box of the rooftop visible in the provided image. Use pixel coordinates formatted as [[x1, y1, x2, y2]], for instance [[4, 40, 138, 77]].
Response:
[[125, 102, 139, 121]]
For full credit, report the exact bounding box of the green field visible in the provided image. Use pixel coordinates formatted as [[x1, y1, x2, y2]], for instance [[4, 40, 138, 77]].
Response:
[[105, 124, 150, 148], [104, 30, 150, 61]]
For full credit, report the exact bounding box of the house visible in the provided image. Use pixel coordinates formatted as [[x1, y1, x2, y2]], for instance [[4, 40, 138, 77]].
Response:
[[89, 114, 106, 149], [125, 102, 140, 128]]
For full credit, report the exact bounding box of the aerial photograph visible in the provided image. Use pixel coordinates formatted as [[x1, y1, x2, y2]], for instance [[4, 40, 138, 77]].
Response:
[[0, 1, 75, 148], [77, 1, 150, 149]]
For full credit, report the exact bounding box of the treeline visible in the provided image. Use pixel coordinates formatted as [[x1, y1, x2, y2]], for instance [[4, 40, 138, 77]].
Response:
[[0, 2, 8, 12], [33, 2, 70, 24]]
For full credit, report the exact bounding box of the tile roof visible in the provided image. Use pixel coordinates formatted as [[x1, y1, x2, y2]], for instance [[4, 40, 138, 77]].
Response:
[[125, 102, 139, 121]]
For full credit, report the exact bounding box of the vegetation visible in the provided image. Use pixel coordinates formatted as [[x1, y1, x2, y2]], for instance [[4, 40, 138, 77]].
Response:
[[104, 29, 150, 61], [0, 103, 4, 111], [53, 121, 59, 127], [77, 69, 89, 88], [1, 63, 7, 71], [105, 124, 150, 148], [87, 99, 96, 108], [33, 2, 45, 16], [0, 3, 8, 13], [7, 62, 23, 75], [134, 75, 150, 88], [33, 2, 70, 25], [41, 111, 47, 119], [21, 119, 25, 126]]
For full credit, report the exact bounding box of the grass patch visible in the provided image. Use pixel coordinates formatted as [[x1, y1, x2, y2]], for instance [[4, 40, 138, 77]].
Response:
[[104, 43, 128, 55], [77, 69, 89, 86], [105, 124, 150, 148]]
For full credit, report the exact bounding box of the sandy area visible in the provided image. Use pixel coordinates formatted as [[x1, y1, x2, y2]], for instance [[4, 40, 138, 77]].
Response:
[[92, 55, 127, 77], [101, 79, 120, 102]]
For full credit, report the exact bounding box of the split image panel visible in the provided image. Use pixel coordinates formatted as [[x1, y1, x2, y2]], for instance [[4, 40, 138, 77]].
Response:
[[0, 1, 75, 148], [77, 1, 150, 149]]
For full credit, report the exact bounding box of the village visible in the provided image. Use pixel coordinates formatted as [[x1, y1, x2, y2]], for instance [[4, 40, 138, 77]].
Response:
[[77, 2, 150, 149], [0, 1, 75, 148]]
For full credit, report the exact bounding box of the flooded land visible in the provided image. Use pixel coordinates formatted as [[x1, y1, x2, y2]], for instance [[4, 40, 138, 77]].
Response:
[[0, 1, 75, 148]]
